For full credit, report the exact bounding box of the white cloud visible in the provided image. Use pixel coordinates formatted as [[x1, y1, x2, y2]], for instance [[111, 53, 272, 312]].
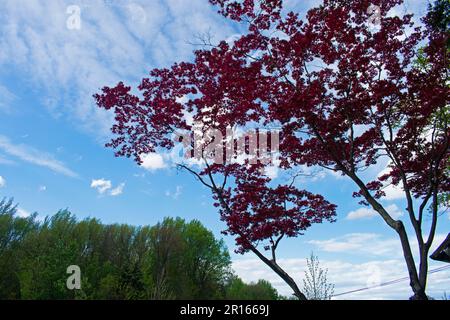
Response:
[[234, 232, 450, 299], [346, 207, 377, 220], [16, 207, 30, 218], [327, 169, 346, 180], [233, 257, 450, 300], [346, 204, 404, 220], [0, 135, 77, 177], [309, 232, 448, 261], [15, 207, 44, 221], [38, 185, 47, 192], [91, 178, 125, 196], [308, 233, 400, 256], [384, 204, 404, 219], [165, 185, 183, 200], [141, 153, 167, 171], [110, 182, 125, 196], [0, 176, 5, 188], [264, 166, 279, 180], [263, 158, 282, 180], [90, 179, 112, 194], [377, 163, 405, 201], [383, 184, 405, 201], [0, 0, 236, 137]]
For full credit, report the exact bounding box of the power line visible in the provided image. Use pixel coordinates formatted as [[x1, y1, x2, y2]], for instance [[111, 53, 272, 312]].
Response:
[[332, 265, 450, 298]]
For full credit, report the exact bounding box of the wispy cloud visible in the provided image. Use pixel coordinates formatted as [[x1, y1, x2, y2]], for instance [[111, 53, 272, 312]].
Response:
[[0, 0, 236, 137], [0, 154, 15, 165], [308, 233, 400, 256], [110, 182, 125, 196], [346, 204, 404, 221], [0, 84, 16, 113], [165, 185, 183, 200], [0, 175, 5, 188], [0, 135, 78, 177], [308, 233, 448, 260]]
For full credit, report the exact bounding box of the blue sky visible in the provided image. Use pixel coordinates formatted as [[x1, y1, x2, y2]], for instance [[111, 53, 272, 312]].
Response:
[[0, 0, 448, 299]]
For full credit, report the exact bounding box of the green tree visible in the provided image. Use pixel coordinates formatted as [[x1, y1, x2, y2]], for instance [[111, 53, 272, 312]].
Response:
[[0, 204, 278, 300], [146, 217, 231, 299], [18, 211, 80, 299], [0, 198, 38, 299], [225, 276, 278, 300], [427, 0, 450, 34]]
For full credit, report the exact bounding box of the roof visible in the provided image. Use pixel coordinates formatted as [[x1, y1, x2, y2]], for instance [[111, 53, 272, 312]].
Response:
[[430, 233, 450, 263]]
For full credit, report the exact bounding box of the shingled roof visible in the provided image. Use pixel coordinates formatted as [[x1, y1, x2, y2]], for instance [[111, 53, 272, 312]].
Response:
[[430, 234, 450, 263]]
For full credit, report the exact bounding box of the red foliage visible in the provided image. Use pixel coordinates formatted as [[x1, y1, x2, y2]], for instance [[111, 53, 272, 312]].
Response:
[[215, 164, 336, 253], [95, 0, 448, 258]]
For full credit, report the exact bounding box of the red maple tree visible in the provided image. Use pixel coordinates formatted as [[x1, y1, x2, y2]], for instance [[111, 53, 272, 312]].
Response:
[[95, 0, 448, 300]]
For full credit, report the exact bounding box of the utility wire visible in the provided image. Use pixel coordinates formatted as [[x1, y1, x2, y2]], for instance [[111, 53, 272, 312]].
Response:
[[332, 265, 450, 298]]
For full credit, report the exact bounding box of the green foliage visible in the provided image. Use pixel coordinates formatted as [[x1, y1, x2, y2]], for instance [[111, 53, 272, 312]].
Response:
[[225, 276, 278, 300], [0, 198, 17, 216], [413, 48, 432, 73], [0, 198, 39, 299], [145, 217, 232, 300], [438, 162, 450, 210], [427, 0, 450, 34], [0, 198, 277, 300]]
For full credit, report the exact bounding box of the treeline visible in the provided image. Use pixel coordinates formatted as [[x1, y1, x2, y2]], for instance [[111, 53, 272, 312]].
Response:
[[0, 198, 279, 300]]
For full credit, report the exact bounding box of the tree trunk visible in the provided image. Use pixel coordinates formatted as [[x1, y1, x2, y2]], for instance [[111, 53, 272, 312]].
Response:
[[346, 172, 429, 300], [395, 222, 428, 300], [250, 246, 308, 300], [416, 246, 430, 300], [214, 187, 308, 300]]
